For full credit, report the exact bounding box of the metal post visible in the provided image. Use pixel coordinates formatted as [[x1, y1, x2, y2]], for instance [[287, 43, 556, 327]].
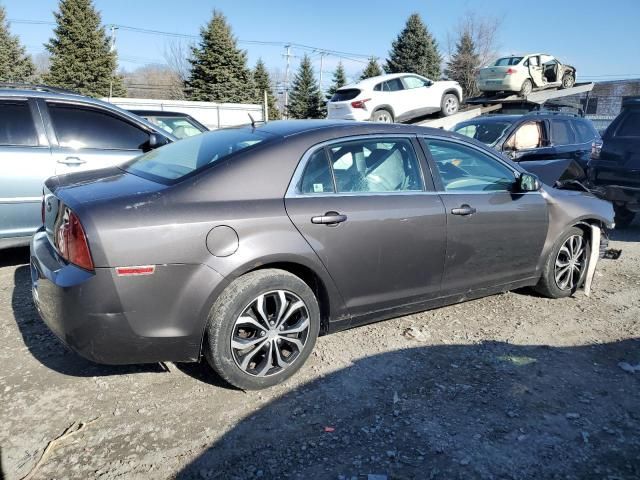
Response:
[[319, 52, 326, 93], [283, 44, 291, 119], [108, 25, 118, 101], [264, 89, 269, 122]]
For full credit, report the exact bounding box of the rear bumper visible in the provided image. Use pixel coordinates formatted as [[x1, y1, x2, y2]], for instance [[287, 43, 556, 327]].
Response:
[[30, 229, 225, 364], [326, 107, 370, 121], [477, 77, 521, 92], [589, 164, 640, 207]]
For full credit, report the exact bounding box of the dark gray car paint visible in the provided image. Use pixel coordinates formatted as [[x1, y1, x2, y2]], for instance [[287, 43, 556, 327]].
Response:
[[31, 120, 615, 365]]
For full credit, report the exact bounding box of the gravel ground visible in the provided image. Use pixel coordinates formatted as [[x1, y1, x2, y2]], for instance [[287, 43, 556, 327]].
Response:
[[1, 226, 639, 480]]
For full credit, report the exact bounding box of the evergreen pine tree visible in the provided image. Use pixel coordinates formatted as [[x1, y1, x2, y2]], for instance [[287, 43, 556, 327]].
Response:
[[360, 57, 382, 80], [0, 6, 36, 82], [385, 13, 442, 79], [445, 31, 480, 98], [288, 54, 324, 119], [44, 0, 125, 97], [186, 10, 254, 103], [326, 61, 347, 101], [253, 58, 281, 120]]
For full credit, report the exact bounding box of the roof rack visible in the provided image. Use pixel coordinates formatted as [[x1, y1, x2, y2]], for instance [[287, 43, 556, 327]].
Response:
[[525, 110, 581, 117], [0, 82, 80, 95]]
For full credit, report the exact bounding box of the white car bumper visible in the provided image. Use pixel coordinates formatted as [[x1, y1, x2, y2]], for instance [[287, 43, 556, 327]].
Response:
[[327, 104, 371, 121]]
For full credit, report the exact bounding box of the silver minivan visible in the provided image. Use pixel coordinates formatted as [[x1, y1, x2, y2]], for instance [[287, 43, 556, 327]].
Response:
[[0, 85, 175, 249]]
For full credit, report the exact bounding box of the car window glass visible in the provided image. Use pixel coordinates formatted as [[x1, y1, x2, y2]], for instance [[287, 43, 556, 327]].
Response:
[[300, 148, 334, 194], [494, 57, 522, 66], [383, 79, 404, 92], [427, 139, 515, 192], [574, 120, 596, 143], [540, 55, 555, 64], [146, 116, 202, 139], [550, 119, 575, 145], [454, 121, 513, 146], [0, 100, 38, 146], [373, 83, 382, 92], [403, 76, 426, 89], [48, 103, 150, 150], [326, 138, 422, 193], [616, 112, 640, 137], [528, 56, 539, 67]]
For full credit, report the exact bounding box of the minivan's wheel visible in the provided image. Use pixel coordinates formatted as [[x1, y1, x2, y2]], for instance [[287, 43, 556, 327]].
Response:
[[441, 94, 459, 116], [614, 204, 636, 228], [204, 269, 320, 390], [561, 73, 576, 89], [535, 227, 591, 298], [371, 109, 393, 123], [520, 79, 533, 96]]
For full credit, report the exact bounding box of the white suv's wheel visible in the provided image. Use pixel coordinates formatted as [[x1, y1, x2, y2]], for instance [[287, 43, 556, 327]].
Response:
[[441, 94, 459, 117], [371, 109, 393, 123]]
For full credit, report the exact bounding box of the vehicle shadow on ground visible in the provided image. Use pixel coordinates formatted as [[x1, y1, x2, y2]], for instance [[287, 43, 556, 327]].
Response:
[[10, 265, 166, 377], [177, 339, 640, 480]]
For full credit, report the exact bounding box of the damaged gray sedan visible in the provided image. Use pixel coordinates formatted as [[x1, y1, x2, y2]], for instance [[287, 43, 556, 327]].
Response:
[[30, 120, 614, 390]]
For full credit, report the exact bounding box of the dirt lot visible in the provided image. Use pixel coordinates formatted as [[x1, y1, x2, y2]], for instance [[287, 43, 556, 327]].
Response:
[[1, 226, 639, 480]]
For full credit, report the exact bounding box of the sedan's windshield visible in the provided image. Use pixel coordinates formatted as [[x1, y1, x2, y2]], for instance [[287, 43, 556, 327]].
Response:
[[142, 115, 206, 138], [494, 57, 523, 66], [453, 121, 514, 146], [124, 128, 272, 183]]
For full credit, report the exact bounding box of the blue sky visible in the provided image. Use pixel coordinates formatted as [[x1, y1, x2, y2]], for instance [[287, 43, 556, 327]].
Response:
[[4, 0, 640, 89]]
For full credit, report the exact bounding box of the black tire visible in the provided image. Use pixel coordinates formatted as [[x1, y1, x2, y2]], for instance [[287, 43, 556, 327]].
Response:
[[561, 73, 576, 89], [204, 269, 320, 390], [520, 79, 533, 97], [441, 93, 460, 117], [535, 226, 591, 299], [614, 204, 636, 228], [371, 109, 393, 123]]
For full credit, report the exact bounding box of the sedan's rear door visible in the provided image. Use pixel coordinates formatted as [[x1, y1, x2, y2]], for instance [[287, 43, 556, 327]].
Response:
[[421, 137, 548, 295], [285, 135, 446, 319]]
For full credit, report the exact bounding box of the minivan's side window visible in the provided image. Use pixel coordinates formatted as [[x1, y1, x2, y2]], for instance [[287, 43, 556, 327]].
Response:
[[48, 103, 150, 150], [299, 138, 423, 194], [0, 100, 38, 146], [550, 119, 575, 145], [427, 139, 515, 192], [616, 112, 640, 137]]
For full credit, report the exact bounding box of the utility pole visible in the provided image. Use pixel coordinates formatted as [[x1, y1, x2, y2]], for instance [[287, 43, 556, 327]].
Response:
[[108, 25, 118, 101], [283, 44, 292, 119], [318, 51, 327, 94]]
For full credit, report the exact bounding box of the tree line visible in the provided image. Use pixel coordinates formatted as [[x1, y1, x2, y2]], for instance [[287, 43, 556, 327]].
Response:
[[0, 0, 498, 119]]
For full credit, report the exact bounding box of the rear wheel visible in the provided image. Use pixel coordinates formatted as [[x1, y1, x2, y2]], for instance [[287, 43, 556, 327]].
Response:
[[520, 79, 533, 96], [441, 93, 460, 116], [535, 227, 591, 298], [371, 109, 393, 123], [204, 269, 320, 390], [614, 204, 636, 228], [561, 73, 576, 89]]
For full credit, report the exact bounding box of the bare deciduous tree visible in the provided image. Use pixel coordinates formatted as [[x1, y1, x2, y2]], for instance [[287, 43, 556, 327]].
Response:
[[122, 64, 184, 99], [163, 39, 192, 100], [446, 11, 503, 69]]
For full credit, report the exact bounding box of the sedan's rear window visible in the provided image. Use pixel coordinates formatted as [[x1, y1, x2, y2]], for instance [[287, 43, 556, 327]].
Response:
[[330, 89, 360, 102], [494, 57, 523, 66], [124, 128, 271, 183]]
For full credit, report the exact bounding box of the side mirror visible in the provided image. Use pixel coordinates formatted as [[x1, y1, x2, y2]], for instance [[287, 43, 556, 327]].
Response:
[[146, 133, 169, 151], [518, 173, 541, 192]]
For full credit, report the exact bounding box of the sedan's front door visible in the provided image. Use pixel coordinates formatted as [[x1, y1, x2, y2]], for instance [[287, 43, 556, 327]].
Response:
[[285, 136, 446, 318], [422, 138, 548, 295]]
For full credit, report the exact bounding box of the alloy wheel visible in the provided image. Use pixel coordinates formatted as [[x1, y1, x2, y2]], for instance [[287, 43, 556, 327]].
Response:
[[375, 112, 391, 123], [445, 97, 458, 115], [231, 290, 310, 377], [554, 234, 587, 291]]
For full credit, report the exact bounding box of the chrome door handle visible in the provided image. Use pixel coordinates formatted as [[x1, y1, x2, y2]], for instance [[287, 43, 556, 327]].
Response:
[[57, 156, 86, 165], [311, 212, 347, 225], [451, 205, 476, 216]]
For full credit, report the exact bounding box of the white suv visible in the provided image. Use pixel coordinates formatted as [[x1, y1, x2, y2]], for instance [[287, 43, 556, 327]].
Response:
[[327, 73, 463, 123]]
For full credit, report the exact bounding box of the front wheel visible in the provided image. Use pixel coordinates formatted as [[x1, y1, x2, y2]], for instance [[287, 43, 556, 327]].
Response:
[[561, 73, 576, 89], [535, 226, 591, 298], [204, 269, 320, 390], [441, 93, 459, 116]]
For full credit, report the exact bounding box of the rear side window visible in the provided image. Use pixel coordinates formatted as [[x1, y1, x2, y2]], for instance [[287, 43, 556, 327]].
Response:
[[382, 79, 404, 92], [330, 89, 360, 102], [573, 119, 598, 143], [299, 138, 423, 194], [0, 100, 38, 146], [615, 112, 640, 137], [550, 119, 576, 145], [125, 128, 271, 183], [48, 103, 150, 150]]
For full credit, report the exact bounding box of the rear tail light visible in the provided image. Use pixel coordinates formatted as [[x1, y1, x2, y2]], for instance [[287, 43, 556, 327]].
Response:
[[591, 141, 602, 160], [351, 98, 371, 109], [55, 207, 94, 271], [506, 68, 517, 75]]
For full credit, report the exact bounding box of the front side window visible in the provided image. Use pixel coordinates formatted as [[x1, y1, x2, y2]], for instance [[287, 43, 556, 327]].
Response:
[[550, 119, 576, 145], [427, 139, 515, 192], [299, 138, 423, 194], [0, 100, 38, 146], [125, 128, 271, 183], [48, 102, 150, 150], [403, 76, 427, 89], [574, 120, 598, 143]]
